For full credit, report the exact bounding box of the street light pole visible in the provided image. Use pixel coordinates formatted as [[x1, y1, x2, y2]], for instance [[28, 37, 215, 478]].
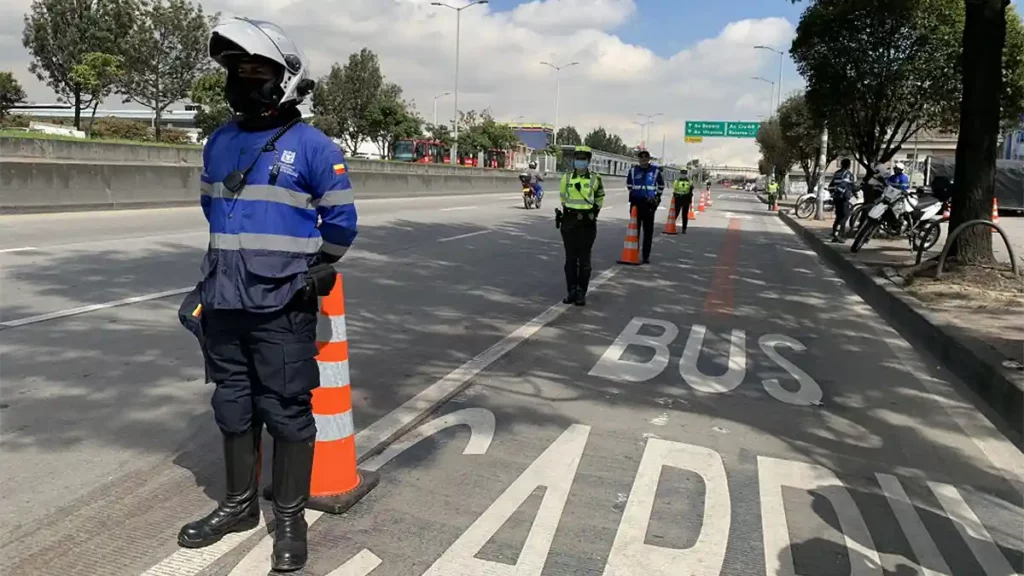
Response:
[[432, 91, 451, 127], [432, 1, 489, 165], [637, 112, 662, 153], [754, 45, 784, 111], [752, 77, 775, 119], [540, 61, 579, 146]]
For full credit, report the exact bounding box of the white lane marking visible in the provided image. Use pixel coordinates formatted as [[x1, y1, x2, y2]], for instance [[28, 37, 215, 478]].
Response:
[[929, 482, 1019, 576], [226, 511, 325, 576], [877, 474, 953, 576], [437, 230, 492, 243], [140, 267, 621, 576], [441, 205, 478, 212], [325, 550, 383, 576], [0, 246, 38, 253], [362, 408, 495, 472], [0, 287, 194, 329]]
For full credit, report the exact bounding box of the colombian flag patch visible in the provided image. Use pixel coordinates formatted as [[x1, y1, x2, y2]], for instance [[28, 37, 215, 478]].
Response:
[[333, 163, 346, 175]]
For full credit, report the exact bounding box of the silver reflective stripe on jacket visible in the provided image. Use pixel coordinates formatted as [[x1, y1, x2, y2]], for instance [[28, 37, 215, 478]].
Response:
[[209, 232, 322, 253], [200, 182, 317, 210]]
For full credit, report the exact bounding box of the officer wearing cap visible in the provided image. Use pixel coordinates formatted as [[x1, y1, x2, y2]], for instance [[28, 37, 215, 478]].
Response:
[[626, 150, 665, 263], [176, 17, 357, 573], [557, 145, 605, 306]]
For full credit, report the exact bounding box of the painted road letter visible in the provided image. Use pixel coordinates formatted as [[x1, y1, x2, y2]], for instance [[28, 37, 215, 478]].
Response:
[[758, 335, 822, 406], [679, 324, 746, 393], [603, 439, 730, 576], [590, 318, 678, 382], [758, 456, 881, 576], [421, 424, 591, 576]]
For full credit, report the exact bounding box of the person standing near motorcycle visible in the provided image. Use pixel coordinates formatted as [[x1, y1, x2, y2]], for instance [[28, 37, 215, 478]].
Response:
[[766, 177, 780, 210], [558, 146, 605, 306], [888, 161, 910, 191], [626, 150, 664, 264], [671, 169, 694, 233], [176, 17, 358, 573], [526, 160, 544, 203], [829, 158, 856, 243]]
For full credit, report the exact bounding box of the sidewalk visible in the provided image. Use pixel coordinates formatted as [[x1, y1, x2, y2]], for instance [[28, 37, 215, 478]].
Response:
[[774, 201, 1024, 441]]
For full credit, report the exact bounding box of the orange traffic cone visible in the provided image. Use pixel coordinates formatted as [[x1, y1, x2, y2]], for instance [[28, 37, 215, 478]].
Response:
[[992, 198, 1000, 232], [698, 192, 706, 213], [264, 273, 379, 513], [706, 189, 713, 207], [688, 199, 698, 221], [664, 195, 679, 235], [772, 197, 779, 211], [618, 206, 642, 265]]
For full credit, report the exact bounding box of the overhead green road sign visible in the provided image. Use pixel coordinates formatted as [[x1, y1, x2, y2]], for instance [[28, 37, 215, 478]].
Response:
[[685, 120, 761, 139]]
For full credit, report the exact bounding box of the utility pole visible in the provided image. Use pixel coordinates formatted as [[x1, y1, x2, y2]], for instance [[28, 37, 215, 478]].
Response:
[[815, 126, 829, 220], [432, 1, 489, 165], [540, 61, 579, 147]]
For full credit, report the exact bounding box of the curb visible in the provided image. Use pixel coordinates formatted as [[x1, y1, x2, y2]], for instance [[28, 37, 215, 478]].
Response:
[[778, 209, 1024, 446]]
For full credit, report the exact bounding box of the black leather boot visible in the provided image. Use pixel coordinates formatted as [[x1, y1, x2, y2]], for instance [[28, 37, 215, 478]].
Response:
[[562, 289, 578, 305], [178, 426, 262, 548], [270, 439, 315, 572]]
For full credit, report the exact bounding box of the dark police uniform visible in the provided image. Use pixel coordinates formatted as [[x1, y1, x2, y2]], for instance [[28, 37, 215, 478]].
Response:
[[626, 161, 665, 263], [559, 159, 605, 306], [829, 166, 855, 241]]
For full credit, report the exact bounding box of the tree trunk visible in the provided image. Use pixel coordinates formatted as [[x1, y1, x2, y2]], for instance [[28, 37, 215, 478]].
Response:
[[73, 87, 82, 131], [950, 0, 1007, 265], [154, 106, 163, 141]]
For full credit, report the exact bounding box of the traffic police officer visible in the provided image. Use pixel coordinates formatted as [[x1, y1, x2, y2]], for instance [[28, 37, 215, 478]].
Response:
[[558, 145, 605, 306], [829, 158, 856, 243], [671, 169, 694, 233], [626, 150, 665, 263], [177, 17, 358, 573], [767, 177, 780, 210]]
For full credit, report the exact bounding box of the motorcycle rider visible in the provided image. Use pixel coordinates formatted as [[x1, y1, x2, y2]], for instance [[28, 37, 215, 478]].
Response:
[[888, 161, 910, 191], [626, 150, 664, 264], [525, 160, 544, 202], [829, 158, 856, 243], [559, 146, 605, 306], [176, 17, 358, 573], [671, 169, 694, 233]]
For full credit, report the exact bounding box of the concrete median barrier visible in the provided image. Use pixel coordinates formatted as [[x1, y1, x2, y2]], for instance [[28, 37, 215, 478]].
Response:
[[1, 136, 612, 214]]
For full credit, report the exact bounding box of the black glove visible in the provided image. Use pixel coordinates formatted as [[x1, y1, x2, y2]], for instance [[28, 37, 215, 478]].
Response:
[[590, 207, 600, 221], [554, 207, 563, 229], [305, 262, 338, 297]]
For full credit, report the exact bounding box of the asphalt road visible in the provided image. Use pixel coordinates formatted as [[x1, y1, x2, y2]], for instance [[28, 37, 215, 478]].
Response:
[[1, 188, 1022, 576]]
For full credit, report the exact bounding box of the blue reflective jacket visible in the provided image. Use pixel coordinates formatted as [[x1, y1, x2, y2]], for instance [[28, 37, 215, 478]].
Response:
[[887, 172, 910, 191], [627, 165, 664, 202], [199, 121, 358, 312]]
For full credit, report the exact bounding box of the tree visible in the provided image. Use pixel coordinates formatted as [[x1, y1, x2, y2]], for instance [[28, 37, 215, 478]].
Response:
[[311, 48, 385, 154], [22, 0, 137, 130], [190, 69, 232, 140], [0, 72, 27, 119], [69, 52, 123, 135], [366, 82, 423, 158], [117, 0, 211, 140], [584, 127, 629, 155], [755, 118, 796, 185], [556, 125, 581, 145], [948, 0, 1018, 264], [425, 122, 452, 145], [777, 93, 842, 189]]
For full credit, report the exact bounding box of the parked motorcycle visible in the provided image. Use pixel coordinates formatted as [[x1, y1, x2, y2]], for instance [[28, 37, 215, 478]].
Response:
[[794, 185, 863, 219], [851, 165, 951, 253]]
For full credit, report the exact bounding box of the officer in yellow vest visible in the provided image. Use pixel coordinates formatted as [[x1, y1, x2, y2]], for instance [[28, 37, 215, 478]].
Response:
[[671, 169, 694, 233], [557, 145, 605, 306], [767, 178, 780, 210]]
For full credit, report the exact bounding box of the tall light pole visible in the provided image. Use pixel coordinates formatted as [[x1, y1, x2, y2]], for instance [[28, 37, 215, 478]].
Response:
[[432, 91, 451, 127], [432, 0, 489, 164], [637, 112, 662, 152], [754, 45, 784, 111], [632, 121, 647, 149], [752, 77, 775, 119], [540, 61, 578, 146]]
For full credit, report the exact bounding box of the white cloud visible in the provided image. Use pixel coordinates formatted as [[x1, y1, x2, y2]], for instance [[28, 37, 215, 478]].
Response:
[[1, 0, 800, 166]]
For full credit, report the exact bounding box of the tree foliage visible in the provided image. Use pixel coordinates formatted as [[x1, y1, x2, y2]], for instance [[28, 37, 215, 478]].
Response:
[[452, 109, 519, 155], [367, 82, 423, 158], [556, 125, 582, 145], [755, 118, 796, 184], [190, 69, 232, 141], [117, 0, 211, 140], [21, 0, 137, 130], [583, 127, 629, 155], [425, 122, 453, 145], [311, 48, 384, 154], [0, 72, 27, 119], [776, 93, 843, 187], [69, 52, 124, 135]]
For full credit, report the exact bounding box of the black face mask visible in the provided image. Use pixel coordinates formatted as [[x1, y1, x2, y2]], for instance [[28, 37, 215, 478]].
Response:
[[225, 72, 281, 117]]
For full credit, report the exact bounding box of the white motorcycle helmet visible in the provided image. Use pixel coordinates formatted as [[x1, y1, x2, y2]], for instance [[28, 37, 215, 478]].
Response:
[[209, 17, 314, 112], [893, 161, 906, 172]]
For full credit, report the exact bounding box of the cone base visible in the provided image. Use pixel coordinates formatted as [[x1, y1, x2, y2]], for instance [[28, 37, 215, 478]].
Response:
[[261, 469, 380, 515], [663, 230, 679, 235], [617, 259, 642, 265]]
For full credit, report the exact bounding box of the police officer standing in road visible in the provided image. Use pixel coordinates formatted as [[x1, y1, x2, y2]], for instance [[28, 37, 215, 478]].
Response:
[[766, 177, 780, 210], [558, 146, 605, 306], [626, 150, 665, 263], [829, 158, 856, 243], [671, 169, 694, 234], [176, 17, 358, 573]]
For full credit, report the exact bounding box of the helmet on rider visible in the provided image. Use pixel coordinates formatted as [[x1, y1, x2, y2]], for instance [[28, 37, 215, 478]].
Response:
[[528, 161, 537, 169], [572, 146, 593, 173], [209, 17, 315, 118], [893, 161, 905, 174]]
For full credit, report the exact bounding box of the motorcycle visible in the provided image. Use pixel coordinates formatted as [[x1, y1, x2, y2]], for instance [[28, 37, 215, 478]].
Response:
[[519, 173, 542, 209], [851, 165, 950, 253], [794, 185, 863, 219]]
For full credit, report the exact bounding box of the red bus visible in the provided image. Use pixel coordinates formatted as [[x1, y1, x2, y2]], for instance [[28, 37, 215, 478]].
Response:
[[392, 139, 449, 163]]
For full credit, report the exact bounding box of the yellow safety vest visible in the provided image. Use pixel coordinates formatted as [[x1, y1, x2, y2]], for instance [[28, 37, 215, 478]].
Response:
[[560, 172, 605, 211], [673, 179, 693, 195], [768, 183, 779, 194]]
